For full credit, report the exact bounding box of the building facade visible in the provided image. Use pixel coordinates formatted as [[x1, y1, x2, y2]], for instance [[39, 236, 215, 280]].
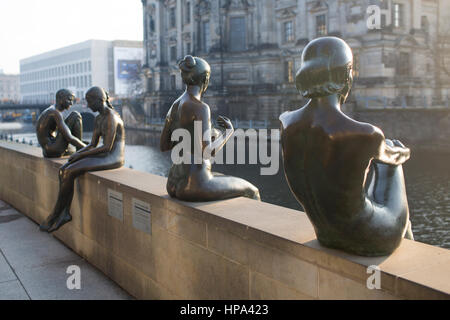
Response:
[[0, 71, 20, 103], [141, 0, 450, 121], [20, 40, 143, 104]]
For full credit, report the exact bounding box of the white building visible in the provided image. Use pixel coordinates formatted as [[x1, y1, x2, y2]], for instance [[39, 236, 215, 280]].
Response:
[[0, 71, 20, 102], [20, 40, 143, 104]]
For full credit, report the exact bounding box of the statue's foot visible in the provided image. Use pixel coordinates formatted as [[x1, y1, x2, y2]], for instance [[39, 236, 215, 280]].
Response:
[[39, 214, 58, 232], [47, 211, 72, 233], [39, 222, 52, 232]]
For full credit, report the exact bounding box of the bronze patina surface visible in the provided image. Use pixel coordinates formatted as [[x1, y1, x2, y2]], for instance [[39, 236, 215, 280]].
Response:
[[280, 37, 413, 256], [36, 89, 86, 158], [40, 87, 125, 232], [160, 55, 260, 202]]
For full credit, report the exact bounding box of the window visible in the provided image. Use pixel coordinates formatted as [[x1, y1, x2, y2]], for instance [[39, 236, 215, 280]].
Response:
[[284, 61, 294, 83], [185, 42, 191, 56], [185, 2, 191, 24], [202, 21, 211, 52], [171, 75, 176, 90], [397, 52, 410, 76], [170, 46, 177, 61], [149, 15, 155, 32], [353, 53, 360, 78], [229, 17, 246, 52], [421, 16, 429, 31], [393, 3, 403, 28], [316, 14, 327, 36], [284, 21, 294, 43], [170, 7, 176, 28]]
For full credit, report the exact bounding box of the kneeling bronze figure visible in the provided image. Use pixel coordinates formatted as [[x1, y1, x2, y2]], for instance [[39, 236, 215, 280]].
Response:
[[36, 89, 86, 158], [279, 37, 413, 256], [40, 87, 125, 232]]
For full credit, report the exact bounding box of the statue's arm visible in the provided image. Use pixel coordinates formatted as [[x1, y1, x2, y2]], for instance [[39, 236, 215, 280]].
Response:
[[76, 117, 101, 153], [160, 104, 176, 152], [54, 112, 86, 149], [372, 127, 410, 166], [73, 113, 117, 160], [67, 118, 103, 162], [201, 104, 234, 158]]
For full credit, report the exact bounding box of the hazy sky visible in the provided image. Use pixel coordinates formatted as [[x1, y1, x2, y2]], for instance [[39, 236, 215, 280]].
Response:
[[0, 0, 143, 74]]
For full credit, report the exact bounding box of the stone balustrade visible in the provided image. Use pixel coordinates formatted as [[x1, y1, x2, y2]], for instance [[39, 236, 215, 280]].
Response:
[[0, 141, 448, 299]]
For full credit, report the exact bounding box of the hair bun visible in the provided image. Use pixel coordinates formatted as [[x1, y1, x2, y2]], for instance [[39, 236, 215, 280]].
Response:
[[184, 55, 196, 67], [179, 55, 196, 72]]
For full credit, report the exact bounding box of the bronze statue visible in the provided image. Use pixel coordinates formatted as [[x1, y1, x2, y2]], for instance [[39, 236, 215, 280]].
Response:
[[40, 87, 125, 232], [279, 37, 413, 256], [160, 55, 260, 201], [36, 89, 86, 158]]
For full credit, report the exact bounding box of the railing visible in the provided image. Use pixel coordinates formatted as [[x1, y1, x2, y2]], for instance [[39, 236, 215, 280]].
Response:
[[233, 119, 269, 129], [354, 95, 450, 109]]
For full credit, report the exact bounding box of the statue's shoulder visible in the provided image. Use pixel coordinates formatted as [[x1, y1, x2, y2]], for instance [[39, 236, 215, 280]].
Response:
[[279, 107, 305, 130], [180, 98, 210, 118], [41, 105, 55, 114]]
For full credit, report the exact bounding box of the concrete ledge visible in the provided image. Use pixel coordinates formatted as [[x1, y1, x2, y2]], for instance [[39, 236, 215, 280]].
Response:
[[0, 141, 449, 300]]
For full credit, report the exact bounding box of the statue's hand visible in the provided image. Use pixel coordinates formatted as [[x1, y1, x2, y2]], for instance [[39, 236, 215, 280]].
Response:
[[217, 116, 233, 131], [392, 139, 406, 148]]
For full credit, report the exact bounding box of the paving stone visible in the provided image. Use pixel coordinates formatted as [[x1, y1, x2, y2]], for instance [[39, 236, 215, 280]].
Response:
[[15, 259, 132, 300], [0, 252, 16, 284], [0, 280, 29, 300]]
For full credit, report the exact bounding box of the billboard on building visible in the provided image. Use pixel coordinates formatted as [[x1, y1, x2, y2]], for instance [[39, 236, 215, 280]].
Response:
[[113, 47, 143, 97]]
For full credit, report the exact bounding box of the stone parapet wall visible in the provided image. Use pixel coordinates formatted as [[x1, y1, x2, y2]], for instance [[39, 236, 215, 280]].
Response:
[[0, 141, 448, 300]]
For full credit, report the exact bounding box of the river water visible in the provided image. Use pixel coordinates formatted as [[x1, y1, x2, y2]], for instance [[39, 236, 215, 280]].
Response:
[[2, 123, 449, 249]]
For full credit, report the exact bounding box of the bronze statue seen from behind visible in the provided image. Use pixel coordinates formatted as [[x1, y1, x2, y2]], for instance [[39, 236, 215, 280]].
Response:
[[36, 89, 86, 158], [40, 87, 125, 232], [160, 55, 260, 202], [279, 37, 413, 256]]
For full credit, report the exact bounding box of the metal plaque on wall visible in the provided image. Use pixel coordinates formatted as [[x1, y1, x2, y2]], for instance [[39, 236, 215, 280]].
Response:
[[107, 189, 123, 221], [132, 198, 151, 234]]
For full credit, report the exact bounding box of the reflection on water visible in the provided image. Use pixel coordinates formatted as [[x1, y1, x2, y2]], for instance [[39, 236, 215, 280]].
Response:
[[2, 124, 449, 249]]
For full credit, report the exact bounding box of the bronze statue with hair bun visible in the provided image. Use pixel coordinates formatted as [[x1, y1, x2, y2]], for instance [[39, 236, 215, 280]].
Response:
[[160, 55, 260, 202], [40, 87, 125, 232], [280, 37, 413, 256]]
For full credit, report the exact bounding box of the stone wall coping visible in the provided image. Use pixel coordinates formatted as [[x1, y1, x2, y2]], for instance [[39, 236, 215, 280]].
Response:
[[1, 140, 449, 299]]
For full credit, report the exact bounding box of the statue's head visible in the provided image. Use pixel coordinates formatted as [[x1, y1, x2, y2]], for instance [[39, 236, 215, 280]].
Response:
[[296, 37, 353, 103], [55, 89, 75, 109], [179, 55, 211, 93], [85, 87, 113, 112]]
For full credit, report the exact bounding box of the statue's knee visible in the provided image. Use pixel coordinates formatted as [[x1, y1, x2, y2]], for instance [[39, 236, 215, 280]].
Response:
[[68, 111, 82, 123], [59, 168, 71, 180], [58, 168, 65, 180], [385, 139, 394, 147], [248, 185, 261, 200]]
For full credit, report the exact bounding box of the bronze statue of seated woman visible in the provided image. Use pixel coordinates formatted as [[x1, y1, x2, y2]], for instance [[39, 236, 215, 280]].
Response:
[[36, 89, 86, 158], [40, 87, 125, 232], [160, 55, 260, 202], [279, 37, 413, 256]]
